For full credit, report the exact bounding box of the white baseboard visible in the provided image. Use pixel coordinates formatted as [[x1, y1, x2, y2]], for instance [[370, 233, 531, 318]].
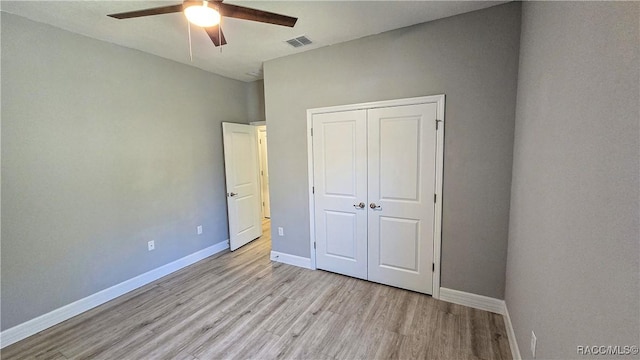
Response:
[[503, 302, 522, 360], [270, 251, 312, 269], [439, 287, 521, 360], [0, 240, 229, 349], [439, 287, 505, 315]]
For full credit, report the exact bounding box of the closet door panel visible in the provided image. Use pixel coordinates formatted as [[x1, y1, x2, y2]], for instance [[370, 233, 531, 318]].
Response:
[[378, 216, 420, 271], [367, 103, 438, 294], [312, 110, 368, 279]]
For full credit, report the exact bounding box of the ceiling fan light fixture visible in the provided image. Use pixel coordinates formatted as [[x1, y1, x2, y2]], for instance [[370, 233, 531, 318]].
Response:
[[184, 1, 221, 27]]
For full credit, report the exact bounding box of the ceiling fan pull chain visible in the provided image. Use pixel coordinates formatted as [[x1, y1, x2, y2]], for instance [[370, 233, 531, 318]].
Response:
[[187, 20, 193, 62]]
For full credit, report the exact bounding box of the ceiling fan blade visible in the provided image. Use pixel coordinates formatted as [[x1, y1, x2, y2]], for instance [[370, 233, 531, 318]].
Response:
[[218, 3, 297, 27], [107, 4, 183, 19], [204, 25, 227, 47]]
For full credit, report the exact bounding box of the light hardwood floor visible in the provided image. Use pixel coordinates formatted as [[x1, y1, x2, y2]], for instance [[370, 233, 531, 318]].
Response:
[[2, 220, 511, 360]]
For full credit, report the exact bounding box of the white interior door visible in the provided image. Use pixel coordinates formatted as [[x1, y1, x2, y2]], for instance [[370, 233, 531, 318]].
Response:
[[222, 122, 262, 251], [312, 110, 368, 279], [257, 126, 271, 218], [367, 103, 438, 294]]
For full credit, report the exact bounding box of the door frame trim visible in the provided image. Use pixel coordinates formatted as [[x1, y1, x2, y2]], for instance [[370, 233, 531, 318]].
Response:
[[255, 125, 270, 219], [306, 95, 445, 299]]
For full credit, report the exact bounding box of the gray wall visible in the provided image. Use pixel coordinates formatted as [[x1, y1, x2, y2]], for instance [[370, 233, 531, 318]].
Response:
[[1, 13, 250, 330], [505, 2, 639, 359], [264, 2, 521, 299], [246, 80, 265, 122]]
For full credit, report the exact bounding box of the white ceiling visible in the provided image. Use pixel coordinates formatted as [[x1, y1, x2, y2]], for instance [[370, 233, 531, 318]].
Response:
[[1, 0, 506, 82]]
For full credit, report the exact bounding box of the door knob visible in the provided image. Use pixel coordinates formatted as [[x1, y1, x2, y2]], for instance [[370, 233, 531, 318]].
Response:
[[370, 203, 381, 209], [228, 192, 238, 197], [353, 202, 365, 209]]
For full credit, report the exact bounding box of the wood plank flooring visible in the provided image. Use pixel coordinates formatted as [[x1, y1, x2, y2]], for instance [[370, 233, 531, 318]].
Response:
[[2, 220, 511, 360]]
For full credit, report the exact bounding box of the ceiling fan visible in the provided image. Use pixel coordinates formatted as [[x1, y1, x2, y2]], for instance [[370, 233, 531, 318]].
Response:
[[107, 1, 298, 47]]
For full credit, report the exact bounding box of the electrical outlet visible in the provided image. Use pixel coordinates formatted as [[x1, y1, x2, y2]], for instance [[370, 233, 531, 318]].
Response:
[[148, 240, 155, 251], [531, 331, 537, 358], [278, 227, 284, 236], [197, 225, 203, 235]]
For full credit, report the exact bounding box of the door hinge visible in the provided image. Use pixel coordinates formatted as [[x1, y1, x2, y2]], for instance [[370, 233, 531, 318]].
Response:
[[435, 119, 442, 130], [432, 263, 435, 272], [310, 128, 314, 136], [314, 242, 316, 249], [261, 170, 264, 175], [259, 139, 262, 144], [312, 186, 315, 194], [434, 194, 437, 203]]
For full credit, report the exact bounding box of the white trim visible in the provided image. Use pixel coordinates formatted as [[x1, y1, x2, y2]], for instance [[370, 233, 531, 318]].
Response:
[[0, 240, 230, 349], [306, 115, 317, 270], [249, 121, 266, 126], [439, 287, 505, 315], [270, 251, 312, 269], [432, 94, 445, 299], [256, 125, 269, 219], [438, 288, 520, 359], [307, 95, 444, 114], [306, 94, 445, 298], [503, 302, 522, 360]]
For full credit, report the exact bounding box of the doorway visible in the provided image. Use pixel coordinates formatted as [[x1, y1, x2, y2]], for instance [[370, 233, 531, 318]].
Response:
[[222, 122, 272, 251], [256, 125, 271, 219]]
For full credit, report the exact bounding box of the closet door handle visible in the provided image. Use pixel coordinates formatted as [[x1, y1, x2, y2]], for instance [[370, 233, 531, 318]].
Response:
[[369, 203, 381, 209], [228, 192, 238, 197], [353, 202, 365, 209]]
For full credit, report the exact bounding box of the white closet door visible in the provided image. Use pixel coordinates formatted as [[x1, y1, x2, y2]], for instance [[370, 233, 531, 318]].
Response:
[[367, 103, 438, 294], [313, 110, 368, 279]]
